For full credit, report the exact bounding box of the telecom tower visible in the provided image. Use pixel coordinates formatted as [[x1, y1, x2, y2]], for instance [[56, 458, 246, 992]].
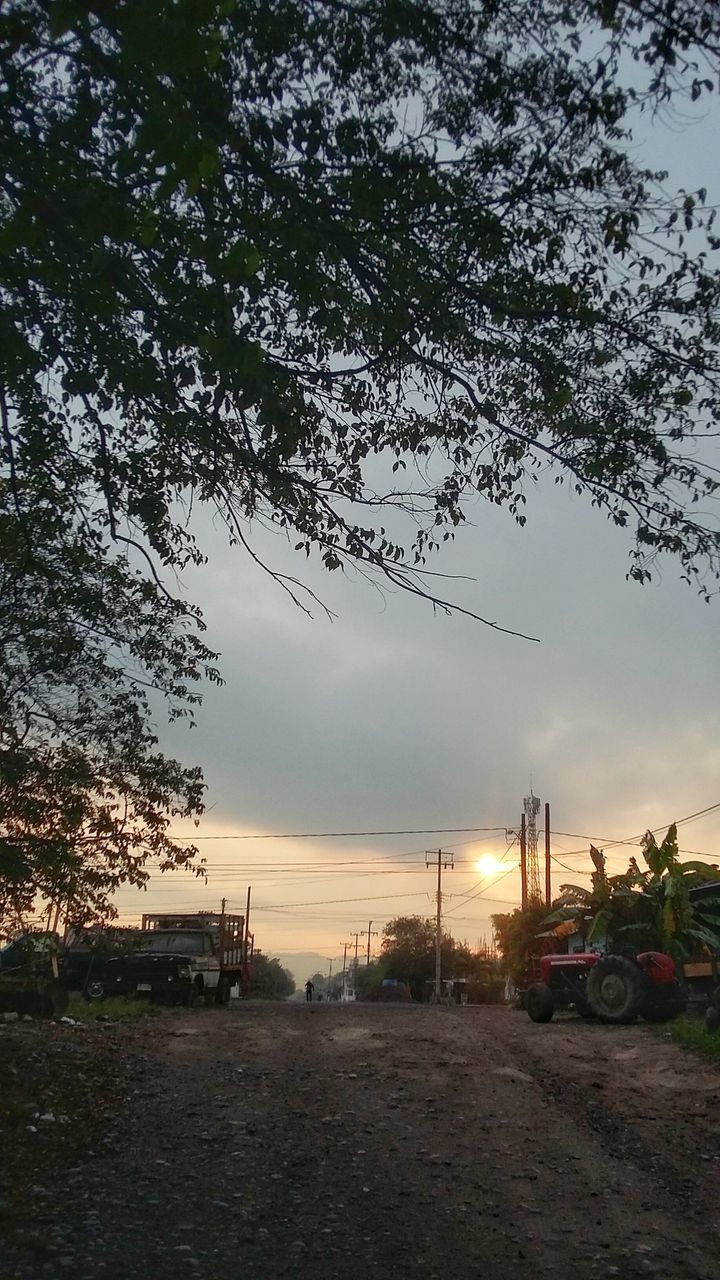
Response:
[[524, 789, 542, 903]]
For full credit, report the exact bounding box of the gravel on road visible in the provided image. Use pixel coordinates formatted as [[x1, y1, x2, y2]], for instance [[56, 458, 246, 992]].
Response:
[[3, 1001, 720, 1280]]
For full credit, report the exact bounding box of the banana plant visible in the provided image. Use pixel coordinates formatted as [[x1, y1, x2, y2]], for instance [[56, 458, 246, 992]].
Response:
[[546, 845, 649, 948], [614, 825, 720, 961], [549, 826, 720, 961]]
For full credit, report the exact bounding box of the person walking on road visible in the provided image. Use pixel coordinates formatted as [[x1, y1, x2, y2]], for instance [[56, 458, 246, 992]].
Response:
[[305, 979, 314, 1003]]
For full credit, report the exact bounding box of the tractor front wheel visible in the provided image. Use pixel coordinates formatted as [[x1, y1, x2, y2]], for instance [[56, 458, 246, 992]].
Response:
[[526, 982, 555, 1023], [586, 955, 646, 1023]]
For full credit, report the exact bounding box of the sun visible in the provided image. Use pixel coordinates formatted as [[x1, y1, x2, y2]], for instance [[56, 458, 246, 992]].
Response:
[[474, 853, 505, 877]]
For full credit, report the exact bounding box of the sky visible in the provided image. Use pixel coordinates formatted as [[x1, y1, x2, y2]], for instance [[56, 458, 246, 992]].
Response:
[[109, 86, 720, 987]]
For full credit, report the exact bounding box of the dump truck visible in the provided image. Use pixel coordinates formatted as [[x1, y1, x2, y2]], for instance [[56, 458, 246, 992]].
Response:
[[101, 910, 251, 1006]]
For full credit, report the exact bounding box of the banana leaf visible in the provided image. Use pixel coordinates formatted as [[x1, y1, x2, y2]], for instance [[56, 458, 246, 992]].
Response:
[[682, 923, 720, 952], [543, 905, 584, 924], [679, 861, 720, 880], [587, 909, 612, 944], [614, 922, 660, 945]]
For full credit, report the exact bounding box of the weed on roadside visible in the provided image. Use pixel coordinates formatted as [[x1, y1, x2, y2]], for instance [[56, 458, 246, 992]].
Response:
[[68, 994, 161, 1022], [651, 1016, 720, 1062]]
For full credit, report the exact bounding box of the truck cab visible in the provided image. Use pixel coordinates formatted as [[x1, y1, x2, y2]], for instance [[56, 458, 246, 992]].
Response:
[[101, 911, 249, 1007]]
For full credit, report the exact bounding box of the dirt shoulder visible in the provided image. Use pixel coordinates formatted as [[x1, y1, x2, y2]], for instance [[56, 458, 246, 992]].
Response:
[[3, 1002, 720, 1280], [0, 1009, 155, 1209]]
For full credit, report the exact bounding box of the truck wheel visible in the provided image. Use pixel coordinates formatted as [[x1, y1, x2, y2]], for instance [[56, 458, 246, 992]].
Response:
[[526, 982, 555, 1023], [185, 982, 204, 1009], [215, 978, 231, 1007], [587, 955, 646, 1023], [84, 979, 106, 1002]]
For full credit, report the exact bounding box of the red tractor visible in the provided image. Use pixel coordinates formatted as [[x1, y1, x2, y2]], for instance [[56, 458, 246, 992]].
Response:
[[525, 950, 687, 1024]]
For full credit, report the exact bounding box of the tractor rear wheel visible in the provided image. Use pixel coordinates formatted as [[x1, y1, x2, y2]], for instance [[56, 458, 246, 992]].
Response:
[[641, 980, 687, 1023], [586, 955, 646, 1023], [526, 982, 555, 1023]]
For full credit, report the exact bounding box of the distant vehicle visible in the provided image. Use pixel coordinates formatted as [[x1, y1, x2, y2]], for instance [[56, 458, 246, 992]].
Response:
[[375, 978, 412, 1002], [101, 911, 248, 1007]]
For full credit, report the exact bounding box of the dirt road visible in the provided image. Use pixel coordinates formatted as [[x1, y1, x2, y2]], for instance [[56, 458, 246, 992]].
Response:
[[4, 1001, 720, 1279]]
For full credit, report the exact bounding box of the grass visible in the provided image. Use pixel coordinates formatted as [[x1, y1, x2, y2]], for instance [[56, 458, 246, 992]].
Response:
[[651, 1015, 720, 1062], [66, 992, 161, 1022]]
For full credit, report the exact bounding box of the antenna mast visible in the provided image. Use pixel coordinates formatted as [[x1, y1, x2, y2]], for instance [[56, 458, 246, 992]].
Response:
[[523, 789, 542, 904]]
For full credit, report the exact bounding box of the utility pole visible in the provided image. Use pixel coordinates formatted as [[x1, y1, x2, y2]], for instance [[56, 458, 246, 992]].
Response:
[[244, 884, 252, 963], [544, 802, 552, 907], [350, 931, 362, 966], [520, 813, 527, 910], [366, 920, 378, 966], [341, 941, 349, 1000], [426, 849, 454, 1003], [327, 956, 333, 1000]]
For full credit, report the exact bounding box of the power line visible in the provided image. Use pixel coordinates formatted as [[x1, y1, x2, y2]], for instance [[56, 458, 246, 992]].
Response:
[[105, 800, 720, 933], [552, 855, 587, 875], [550, 845, 717, 862], [110, 894, 521, 921], [165, 800, 720, 846], [169, 825, 509, 841], [258, 889, 434, 910], [445, 864, 519, 916], [120, 850, 432, 870], [444, 835, 519, 917], [135, 834, 500, 871], [544, 800, 720, 852]]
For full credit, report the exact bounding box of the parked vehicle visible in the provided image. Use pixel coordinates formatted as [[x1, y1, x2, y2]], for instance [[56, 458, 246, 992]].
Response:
[[525, 950, 687, 1024], [0, 931, 68, 1017], [61, 926, 151, 1000], [375, 978, 412, 1002], [682, 882, 720, 1029], [102, 911, 248, 1006]]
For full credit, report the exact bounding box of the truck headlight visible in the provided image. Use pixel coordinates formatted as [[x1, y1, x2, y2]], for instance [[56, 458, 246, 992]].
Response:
[[177, 966, 191, 979]]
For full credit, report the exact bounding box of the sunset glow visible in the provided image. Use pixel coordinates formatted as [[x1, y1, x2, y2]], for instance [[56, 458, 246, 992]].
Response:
[[473, 854, 506, 877]]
